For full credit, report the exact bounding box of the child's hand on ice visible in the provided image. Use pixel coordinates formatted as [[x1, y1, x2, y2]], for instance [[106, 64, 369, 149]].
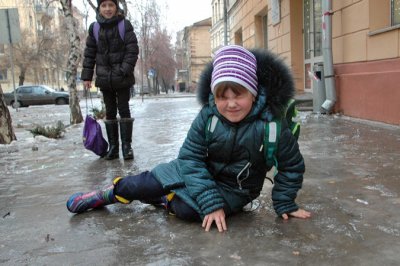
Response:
[[202, 208, 227, 232], [282, 208, 311, 220]]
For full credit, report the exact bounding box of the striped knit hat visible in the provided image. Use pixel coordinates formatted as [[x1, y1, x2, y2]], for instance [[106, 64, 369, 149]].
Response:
[[211, 45, 258, 96]]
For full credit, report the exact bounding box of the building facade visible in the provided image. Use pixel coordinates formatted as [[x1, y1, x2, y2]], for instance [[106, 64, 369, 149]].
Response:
[[0, 0, 85, 92], [180, 18, 212, 93], [209, 0, 400, 125]]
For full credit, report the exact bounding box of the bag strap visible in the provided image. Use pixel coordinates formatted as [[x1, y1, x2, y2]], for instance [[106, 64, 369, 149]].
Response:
[[93, 20, 125, 43], [93, 22, 100, 43], [205, 115, 219, 144], [118, 20, 125, 41], [205, 114, 282, 168], [84, 88, 94, 116], [264, 119, 281, 171], [285, 98, 301, 139], [204, 114, 281, 179]]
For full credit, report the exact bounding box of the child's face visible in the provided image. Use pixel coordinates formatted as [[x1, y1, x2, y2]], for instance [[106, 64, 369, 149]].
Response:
[[99, 1, 117, 19], [215, 86, 255, 123]]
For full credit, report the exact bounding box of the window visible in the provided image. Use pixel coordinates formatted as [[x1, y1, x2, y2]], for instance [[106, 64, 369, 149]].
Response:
[[392, 0, 400, 25], [18, 87, 33, 94], [234, 28, 243, 46], [33, 86, 46, 94]]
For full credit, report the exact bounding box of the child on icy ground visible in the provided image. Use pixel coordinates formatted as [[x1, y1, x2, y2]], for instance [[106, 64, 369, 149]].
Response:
[[67, 45, 311, 232]]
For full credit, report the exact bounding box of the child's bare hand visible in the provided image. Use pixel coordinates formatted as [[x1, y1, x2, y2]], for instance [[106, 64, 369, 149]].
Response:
[[282, 208, 311, 220], [83, 81, 91, 90], [202, 209, 227, 232]]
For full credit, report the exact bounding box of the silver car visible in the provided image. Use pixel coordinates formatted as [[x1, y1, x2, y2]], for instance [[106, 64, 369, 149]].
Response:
[[4, 85, 69, 108]]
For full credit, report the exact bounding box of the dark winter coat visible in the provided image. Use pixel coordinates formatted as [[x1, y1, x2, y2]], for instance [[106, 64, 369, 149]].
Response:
[[81, 14, 139, 91], [151, 49, 305, 218]]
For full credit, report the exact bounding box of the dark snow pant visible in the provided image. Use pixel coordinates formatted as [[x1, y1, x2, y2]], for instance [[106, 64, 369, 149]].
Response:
[[114, 171, 201, 222], [102, 88, 131, 120]]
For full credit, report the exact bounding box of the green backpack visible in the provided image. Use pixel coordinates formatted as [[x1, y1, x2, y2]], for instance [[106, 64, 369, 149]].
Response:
[[205, 98, 300, 172]]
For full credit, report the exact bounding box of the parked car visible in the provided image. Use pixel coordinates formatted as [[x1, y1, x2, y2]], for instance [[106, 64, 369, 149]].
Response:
[[3, 85, 69, 108]]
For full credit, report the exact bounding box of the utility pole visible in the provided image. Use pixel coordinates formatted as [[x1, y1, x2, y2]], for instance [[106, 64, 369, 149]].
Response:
[[0, 8, 21, 110], [223, 0, 228, 45]]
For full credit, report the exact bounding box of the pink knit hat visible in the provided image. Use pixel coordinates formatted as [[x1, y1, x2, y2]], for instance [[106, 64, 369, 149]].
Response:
[[211, 45, 258, 96]]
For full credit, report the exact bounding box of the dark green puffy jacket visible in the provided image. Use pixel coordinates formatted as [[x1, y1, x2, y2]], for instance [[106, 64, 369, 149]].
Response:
[[152, 49, 305, 218]]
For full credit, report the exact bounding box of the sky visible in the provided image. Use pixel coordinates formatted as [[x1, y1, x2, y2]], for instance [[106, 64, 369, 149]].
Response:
[[162, 0, 212, 34], [75, 0, 212, 37]]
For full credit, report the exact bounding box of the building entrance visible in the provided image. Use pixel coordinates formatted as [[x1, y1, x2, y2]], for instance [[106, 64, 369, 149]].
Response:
[[303, 0, 323, 92]]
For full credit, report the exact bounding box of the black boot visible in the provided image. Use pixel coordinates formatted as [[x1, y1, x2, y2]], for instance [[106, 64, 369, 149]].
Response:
[[104, 120, 119, 160], [119, 118, 134, 160]]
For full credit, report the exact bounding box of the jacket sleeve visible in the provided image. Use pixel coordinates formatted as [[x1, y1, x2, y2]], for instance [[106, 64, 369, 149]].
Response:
[[177, 107, 225, 215], [81, 22, 97, 81], [271, 121, 305, 216], [120, 20, 139, 76]]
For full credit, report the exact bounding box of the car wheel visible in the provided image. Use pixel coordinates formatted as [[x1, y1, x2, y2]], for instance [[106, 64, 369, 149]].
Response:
[[56, 98, 67, 105], [11, 101, 22, 108]]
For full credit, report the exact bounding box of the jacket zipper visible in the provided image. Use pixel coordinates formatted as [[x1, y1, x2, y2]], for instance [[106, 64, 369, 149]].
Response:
[[237, 162, 252, 190]]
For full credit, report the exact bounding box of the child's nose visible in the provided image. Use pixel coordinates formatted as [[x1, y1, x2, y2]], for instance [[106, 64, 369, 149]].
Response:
[[227, 99, 237, 107]]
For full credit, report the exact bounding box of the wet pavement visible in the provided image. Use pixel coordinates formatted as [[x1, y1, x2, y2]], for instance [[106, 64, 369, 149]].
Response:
[[1, 95, 399, 265]]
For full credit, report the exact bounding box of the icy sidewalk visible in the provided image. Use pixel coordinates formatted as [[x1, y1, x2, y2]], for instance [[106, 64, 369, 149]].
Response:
[[1, 97, 400, 265]]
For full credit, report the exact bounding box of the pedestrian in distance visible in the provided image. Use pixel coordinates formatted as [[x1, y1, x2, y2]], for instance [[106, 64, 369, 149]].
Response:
[[67, 45, 311, 232], [81, 0, 139, 160]]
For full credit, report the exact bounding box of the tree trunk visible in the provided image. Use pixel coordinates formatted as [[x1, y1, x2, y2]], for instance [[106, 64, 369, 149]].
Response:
[[60, 0, 83, 125], [18, 68, 26, 86], [0, 84, 17, 144]]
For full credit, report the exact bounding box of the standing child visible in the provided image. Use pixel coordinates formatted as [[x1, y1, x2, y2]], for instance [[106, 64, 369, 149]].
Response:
[[68, 45, 311, 232], [81, 0, 139, 160]]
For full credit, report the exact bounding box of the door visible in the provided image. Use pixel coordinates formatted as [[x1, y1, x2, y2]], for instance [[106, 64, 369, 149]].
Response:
[[33, 86, 53, 105], [303, 0, 323, 92]]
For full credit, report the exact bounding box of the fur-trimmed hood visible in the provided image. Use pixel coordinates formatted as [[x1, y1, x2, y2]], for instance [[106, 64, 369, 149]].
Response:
[[197, 49, 295, 118]]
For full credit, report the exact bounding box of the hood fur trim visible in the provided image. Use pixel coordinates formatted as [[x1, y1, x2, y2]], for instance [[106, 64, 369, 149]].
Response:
[[196, 49, 295, 117]]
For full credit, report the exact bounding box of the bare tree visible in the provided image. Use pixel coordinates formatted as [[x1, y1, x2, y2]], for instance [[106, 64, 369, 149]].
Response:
[[35, 11, 70, 88], [130, 0, 161, 95], [59, 0, 83, 124], [4, 29, 41, 86], [148, 28, 176, 93], [0, 84, 16, 144]]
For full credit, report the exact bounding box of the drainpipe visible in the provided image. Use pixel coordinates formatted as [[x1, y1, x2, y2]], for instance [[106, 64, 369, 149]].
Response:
[[223, 0, 228, 45], [321, 0, 336, 113]]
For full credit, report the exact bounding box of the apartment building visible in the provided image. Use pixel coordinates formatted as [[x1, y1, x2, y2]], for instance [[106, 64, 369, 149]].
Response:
[[180, 17, 212, 93], [0, 0, 85, 92], [209, 0, 400, 125]]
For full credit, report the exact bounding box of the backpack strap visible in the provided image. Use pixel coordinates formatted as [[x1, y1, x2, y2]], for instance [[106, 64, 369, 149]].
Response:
[[205, 115, 219, 143], [205, 115, 219, 157], [118, 20, 125, 41], [93, 22, 100, 42], [264, 119, 281, 171], [206, 114, 281, 169], [285, 98, 301, 139], [93, 20, 125, 43]]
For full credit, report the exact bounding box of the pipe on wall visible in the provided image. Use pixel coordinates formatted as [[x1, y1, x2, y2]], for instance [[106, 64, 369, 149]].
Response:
[[321, 0, 336, 112]]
